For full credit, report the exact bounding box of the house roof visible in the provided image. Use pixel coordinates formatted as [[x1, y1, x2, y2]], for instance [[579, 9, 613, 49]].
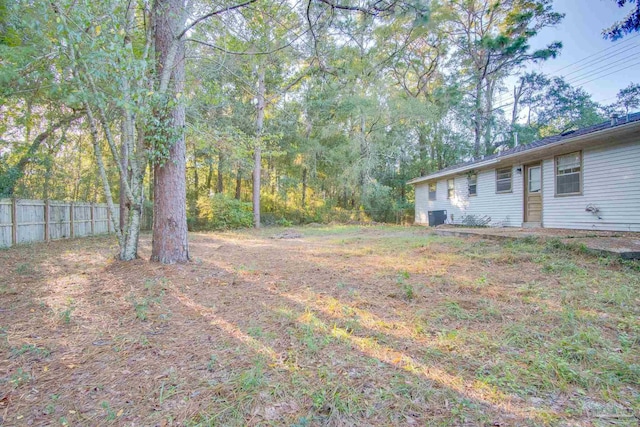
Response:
[[407, 112, 640, 185]]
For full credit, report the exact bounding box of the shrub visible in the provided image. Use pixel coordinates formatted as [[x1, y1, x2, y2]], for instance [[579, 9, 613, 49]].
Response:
[[361, 183, 414, 223], [196, 195, 253, 230]]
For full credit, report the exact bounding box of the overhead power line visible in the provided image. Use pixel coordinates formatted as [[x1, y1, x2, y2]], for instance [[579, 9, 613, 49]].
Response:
[[595, 94, 619, 105], [560, 43, 640, 79], [565, 49, 640, 85], [574, 59, 640, 88], [493, 39, 640, 113], [493, 58, 640, 114], [550, 33, 640, 74]]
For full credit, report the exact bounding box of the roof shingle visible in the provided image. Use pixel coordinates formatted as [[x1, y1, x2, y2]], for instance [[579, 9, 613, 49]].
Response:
[[412, 112, 640, 181]]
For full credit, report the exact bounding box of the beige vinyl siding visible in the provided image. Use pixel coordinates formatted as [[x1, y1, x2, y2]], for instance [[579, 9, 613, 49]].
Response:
[[542, 139, 640, 232], [414, 166, 524, 226]]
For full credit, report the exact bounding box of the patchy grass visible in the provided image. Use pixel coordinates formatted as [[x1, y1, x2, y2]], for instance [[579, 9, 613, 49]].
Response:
[[0, 226, 639, 426]]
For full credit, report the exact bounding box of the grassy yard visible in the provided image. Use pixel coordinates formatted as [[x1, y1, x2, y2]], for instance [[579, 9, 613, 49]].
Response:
[[0, 225, 638, 426]]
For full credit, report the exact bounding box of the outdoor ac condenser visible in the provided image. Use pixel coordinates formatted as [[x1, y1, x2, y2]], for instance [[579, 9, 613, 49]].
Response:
[[428, 210, 447, 227]]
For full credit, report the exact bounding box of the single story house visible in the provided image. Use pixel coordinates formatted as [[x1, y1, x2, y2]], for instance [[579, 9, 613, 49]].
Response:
[[408, 112, 640, 232]]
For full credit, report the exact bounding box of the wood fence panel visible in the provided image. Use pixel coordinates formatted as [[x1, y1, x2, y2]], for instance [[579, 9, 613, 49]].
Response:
[[93, 204, 113, 234], [0, 199, 11, 248], [73, 203, 93, 237], [49, 201, 71, 240], [16, 199, 46, 244], [0, 198, 119, 248]]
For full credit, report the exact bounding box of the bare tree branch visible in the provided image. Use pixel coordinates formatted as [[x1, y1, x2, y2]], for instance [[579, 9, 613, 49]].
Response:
[[177, 0, 259, 39], [186, 25, 309, 56], [315, 0, 401, 15]]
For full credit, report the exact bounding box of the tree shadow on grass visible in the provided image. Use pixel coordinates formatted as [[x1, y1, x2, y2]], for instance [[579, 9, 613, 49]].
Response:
[[154, 234, 564, 426], [0, 231, 635, 426]]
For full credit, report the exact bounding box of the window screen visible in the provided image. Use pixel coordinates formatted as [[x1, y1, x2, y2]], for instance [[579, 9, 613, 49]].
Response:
[[556, 152, 581, 195], [468, 174, 477, 196], [496, 168, 512, 193], [447, 179, 454, 199], [428, 183, 437, 201]]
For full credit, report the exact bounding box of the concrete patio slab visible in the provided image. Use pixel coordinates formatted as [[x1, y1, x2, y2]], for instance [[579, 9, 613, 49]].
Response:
[[431, 226, 640, 259]]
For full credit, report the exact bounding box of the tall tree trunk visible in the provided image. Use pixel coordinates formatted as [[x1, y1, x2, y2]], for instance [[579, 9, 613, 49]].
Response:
[[268, 156, 276, 196], [151, 0, 189, 263], [483, 78, 495, 153], [235, 169, 242, 200], [418, 127, 429, 175], [119, 121, 130, 233], [146, 158, 153, 230], [190, 143, 199, 218], [511, 82, 524, 127], [252, 69, 265, 228], [85, 106, 122, 244], [118, 1, 147, 261], [73, 137, 83, 200], [301, 167, 307, 208], [358, 113, 368, 187], [120, 75, 144, 261], [193, 148, 199, 199], [43, 154, 51, 201], [216, 153, 224, 194], [473, 80, 483, 159], [205, 158, 213, 191], [148, 158, 154, 201]]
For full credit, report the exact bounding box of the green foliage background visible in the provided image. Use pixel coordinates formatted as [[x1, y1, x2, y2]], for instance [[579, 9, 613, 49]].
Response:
[[1, 0, 637, 230]]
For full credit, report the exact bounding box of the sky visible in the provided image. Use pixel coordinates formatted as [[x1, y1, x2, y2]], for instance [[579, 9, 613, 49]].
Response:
[[501, 0, 639, 107]]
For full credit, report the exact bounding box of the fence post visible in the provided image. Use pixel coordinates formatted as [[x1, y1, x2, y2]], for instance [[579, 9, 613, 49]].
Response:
[[107, 206, 111, 233], [44, 199, 50, 242], [11, 198, 17, 246], [69, 202, 74, 238], [90, 203, 95, 235]]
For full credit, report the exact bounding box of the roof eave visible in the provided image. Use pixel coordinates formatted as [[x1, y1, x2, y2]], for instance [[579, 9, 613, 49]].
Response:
[[406, 158, 498, 185], [407, 119, 640, 185]]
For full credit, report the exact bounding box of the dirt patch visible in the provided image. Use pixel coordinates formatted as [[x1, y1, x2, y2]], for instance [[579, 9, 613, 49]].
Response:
[[270, 229, 303, 239], [0, 227, 638, 426]]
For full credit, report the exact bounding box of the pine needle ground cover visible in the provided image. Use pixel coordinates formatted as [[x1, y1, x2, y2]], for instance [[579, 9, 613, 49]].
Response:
[[0, 226, 638, 426]]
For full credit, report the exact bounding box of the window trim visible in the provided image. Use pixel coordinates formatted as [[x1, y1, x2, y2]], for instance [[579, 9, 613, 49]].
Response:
[[428, 182, 437, 201], [554, 151, 583, 197], [467, 173, 477, 197], [495, 167, 513, 194], [447, 179, 455, 199]]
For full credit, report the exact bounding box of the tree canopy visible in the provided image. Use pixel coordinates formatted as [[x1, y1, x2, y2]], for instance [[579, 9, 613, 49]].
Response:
[[603, 0, 640, 40]]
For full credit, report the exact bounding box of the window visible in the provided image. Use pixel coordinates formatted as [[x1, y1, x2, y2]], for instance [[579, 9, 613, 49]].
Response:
[[447, 179, 455, 199], [528, 166, 541, 193], [468, 173, 477, 196], [556, 151, 581, 195], [496, 167, 512, 193], [428, 183, 437, 201]]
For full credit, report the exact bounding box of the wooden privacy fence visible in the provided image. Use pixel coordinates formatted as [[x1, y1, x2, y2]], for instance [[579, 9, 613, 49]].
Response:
[[0, 199, 120, 248]]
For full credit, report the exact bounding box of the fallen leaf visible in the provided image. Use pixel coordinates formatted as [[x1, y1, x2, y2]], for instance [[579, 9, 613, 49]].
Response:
[[117, 409, 123, 417]]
